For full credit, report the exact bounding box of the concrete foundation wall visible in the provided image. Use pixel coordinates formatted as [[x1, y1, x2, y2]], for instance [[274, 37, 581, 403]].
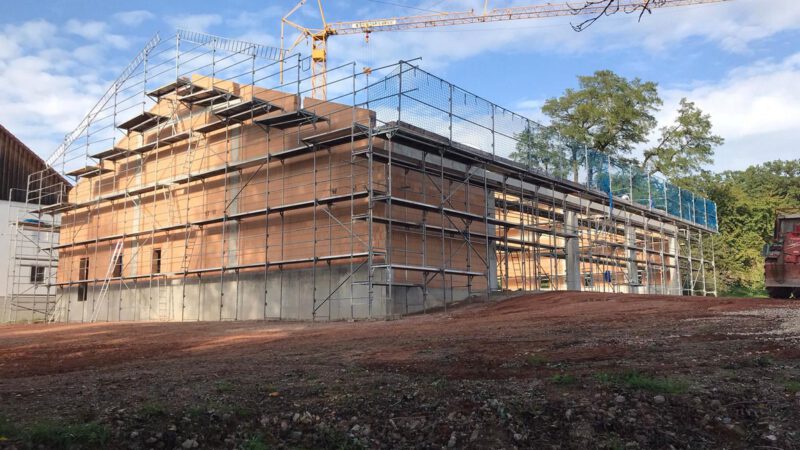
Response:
[[60, 265, 390, 322]]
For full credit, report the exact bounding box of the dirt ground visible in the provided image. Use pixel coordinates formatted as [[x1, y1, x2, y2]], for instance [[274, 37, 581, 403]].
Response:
[[1, 292, 800, 449]]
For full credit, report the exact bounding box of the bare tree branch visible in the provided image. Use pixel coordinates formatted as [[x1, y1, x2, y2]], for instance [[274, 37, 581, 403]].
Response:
[[570, 0, 666, 32]]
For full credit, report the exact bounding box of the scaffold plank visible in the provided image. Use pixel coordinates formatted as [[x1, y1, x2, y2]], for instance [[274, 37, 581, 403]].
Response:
[[255, 109, 325, 129], [65, 165, 113, 178], [118, 112, 165, 133]]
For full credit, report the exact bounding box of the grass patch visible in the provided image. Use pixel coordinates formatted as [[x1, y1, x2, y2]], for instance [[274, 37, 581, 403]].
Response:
[[754, 355, 774, 367], [138, 401, 167, 418], [619, 371, 688, 394], [593, 370, 689, 394], [187, 405, 206, 419], [785, 380, 800, 393], [231, 405, 256, 418], [551, 373, 577, 385], [593, 372, 614, 384], [0, 416, 17, 440], [525, 354, 547, 367], [316, 427, 365, 450], [214, 380, 235, 393], [242, 434, 270, 450], [14, 420, 110, 449]]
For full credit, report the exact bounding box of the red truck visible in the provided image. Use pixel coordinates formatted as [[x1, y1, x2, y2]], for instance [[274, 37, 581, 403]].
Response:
[[764, 212, 800, 299]]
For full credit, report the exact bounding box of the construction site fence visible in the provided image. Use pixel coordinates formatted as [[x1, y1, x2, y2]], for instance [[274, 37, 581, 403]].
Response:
[[353, 61, 718, 232]]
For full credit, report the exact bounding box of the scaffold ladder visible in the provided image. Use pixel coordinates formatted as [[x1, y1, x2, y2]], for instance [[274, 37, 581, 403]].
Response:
[[181, 227, 199, 273], [156, 276, 172, 321], [90, 240, 123, 322]]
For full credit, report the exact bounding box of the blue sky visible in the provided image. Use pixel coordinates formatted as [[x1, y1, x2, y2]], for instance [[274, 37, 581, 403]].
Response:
[[1, 0, 799, 172]]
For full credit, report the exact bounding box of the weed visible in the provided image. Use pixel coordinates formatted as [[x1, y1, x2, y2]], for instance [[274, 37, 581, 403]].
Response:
[[231, 405, 256, 418], [215, 380, 235, 393], [187, 405, 206, 419], [525, 354, 547, 367], [0, 415, 17, 440], [619, 371, 688, 394], [242, 434, 269, 450], [139, 401, 167, 418], [785, 380, 800, 393], [593, 372, 613, 384], [22, 420, 110, 449], [551, 373, 577, 385], [593, 370, 689, 394], [316, 427, 365, 450], [755, 355, 774, 367]]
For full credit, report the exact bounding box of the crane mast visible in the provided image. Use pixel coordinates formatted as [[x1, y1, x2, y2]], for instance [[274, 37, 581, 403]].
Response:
[[281, 0, 731, 99]]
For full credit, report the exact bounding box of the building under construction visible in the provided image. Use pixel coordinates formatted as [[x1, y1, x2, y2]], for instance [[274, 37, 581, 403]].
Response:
[[5, 31, 718, 323]]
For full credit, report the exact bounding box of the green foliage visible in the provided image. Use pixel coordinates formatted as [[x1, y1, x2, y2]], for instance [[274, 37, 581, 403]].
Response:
[[593, 372, 614, 384], [215, 380, 235, 393], [242, 434, 270, 450], [514, 70, 722, 179], [618, 371, 688, 394], [525, 354, 547, 367], [0, 415, 17, 440], [785, 381, 800, 393], [138, 401, 167, 418], [315, 427, 366, 450], [13, 420, 110, 449], [541, 70, 661, 158], [510, 125, 576, 180], [551, 373, 577, 385], [677, 160, 800, 293], [643, 98, 723, 178], [723, 284, 767, 298], [593, 371, 687, 394]]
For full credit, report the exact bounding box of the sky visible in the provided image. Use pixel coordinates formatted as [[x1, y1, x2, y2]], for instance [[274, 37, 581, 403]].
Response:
[[1, 0, 798, 172]]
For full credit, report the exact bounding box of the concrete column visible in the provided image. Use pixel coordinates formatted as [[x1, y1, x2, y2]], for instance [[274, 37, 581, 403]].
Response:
[[626, 225, 638, 294], [487, 192, 498, 291], [668, 236, 681, 295], [564, 210, 581, 291]]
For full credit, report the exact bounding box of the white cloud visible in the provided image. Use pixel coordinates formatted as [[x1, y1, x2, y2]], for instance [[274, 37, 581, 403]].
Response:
[[113, 10, 154, 27], [106, 34, 131, 50], [73, 44, 104, 62], [323, 0, 800, 70], [166, 14, 223, 33], [226, 6, 284, 29], [64, 19, 108, 40], [234, 31, 279, 49], [655, 52, 800, 171], [0, 19, 127, 160], [514, 99, 548, 124], [2, 20, 57, 51]]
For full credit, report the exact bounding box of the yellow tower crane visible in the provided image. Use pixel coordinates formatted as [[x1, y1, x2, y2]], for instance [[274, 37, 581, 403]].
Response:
[[280, 0, 732, 100]]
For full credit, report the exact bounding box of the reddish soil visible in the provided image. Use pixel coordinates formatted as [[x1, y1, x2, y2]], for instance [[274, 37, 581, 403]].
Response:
[[1, 292, 799, 449]]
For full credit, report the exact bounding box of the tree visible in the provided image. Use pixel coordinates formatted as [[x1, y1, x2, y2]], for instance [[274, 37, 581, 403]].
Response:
[[509, 125, 573, 179], [677, 160, 800, 295], [541, 70, 662, 160], [642, 98, 723, 178]]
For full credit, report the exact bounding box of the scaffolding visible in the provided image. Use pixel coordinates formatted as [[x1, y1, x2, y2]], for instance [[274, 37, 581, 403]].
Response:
[[3, 30, 717, 323]]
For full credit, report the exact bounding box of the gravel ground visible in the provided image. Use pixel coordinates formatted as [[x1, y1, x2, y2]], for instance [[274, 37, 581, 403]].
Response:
[[0, 291, 799, 449]]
